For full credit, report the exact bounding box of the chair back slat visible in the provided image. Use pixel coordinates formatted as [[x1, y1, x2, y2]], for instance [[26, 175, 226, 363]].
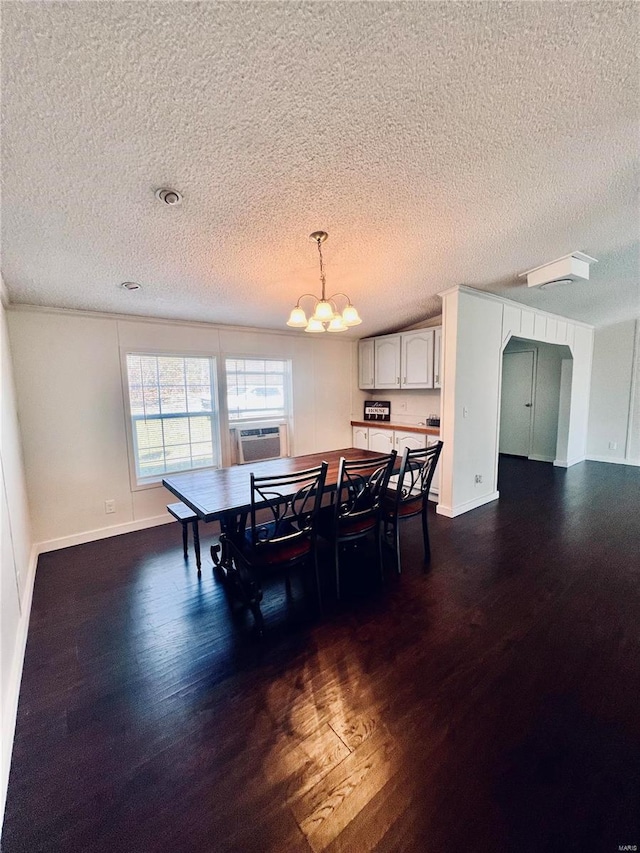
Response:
[[250, 462, 328, 549], [393, 442, 443, 512], [335, 452, 397, 525]]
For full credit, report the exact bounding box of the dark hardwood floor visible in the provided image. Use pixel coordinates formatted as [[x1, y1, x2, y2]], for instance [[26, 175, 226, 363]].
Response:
[[3, 458, 640, 852]]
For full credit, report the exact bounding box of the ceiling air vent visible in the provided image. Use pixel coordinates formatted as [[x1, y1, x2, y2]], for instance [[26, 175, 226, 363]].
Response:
[[519, 252, 598, 289]]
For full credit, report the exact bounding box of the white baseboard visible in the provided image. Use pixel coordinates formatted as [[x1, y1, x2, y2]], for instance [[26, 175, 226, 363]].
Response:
[[436, 490, 500, 518], [553, 456, 585, 468], [37, 513, 174, 554], [586, 455, 640, 467], [528, 454, 554, 463], [1, 544, 38, 832]]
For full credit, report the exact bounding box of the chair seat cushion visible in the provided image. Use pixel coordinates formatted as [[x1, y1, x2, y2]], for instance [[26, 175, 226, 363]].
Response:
[[317, 503, 377, 540], [231, 519, 312, 567], [383, 491, 423, 518]]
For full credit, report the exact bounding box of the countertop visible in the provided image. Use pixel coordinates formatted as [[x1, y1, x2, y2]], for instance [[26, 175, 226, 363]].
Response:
[[351, 420, 440, 436]]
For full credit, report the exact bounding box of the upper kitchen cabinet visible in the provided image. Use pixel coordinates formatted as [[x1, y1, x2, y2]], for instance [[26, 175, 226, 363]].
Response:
[[374, 334, 402, 389], [401, 329, 434, 389], [358, 338, 375, 389], [434, 327, 442, 389], [359, 327, 441, 390]]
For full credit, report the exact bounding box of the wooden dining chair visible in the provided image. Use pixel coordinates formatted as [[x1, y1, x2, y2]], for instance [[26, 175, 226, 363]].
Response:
[[319, 452, 396, 598], [221, 461, 328, 635], [382, 441, 443, 574]]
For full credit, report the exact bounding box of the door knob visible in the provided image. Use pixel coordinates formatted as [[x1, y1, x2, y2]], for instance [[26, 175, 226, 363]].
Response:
[[525, 403, 532, 407]]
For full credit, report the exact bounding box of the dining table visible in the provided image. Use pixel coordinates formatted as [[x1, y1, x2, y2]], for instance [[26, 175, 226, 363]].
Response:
[[162, 447, 386, 612]]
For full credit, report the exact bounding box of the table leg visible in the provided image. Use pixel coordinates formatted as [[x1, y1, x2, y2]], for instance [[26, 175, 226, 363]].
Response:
[[210, 512, 264, 633], [210, 511, 246, 581]]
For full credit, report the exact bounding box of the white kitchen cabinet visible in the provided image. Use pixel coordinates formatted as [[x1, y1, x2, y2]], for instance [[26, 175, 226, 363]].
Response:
[[434, 327, 442, 389], [394, 430, 427, 454], [401, 329, 434, 389], [368, 427, 395, 453], [358, 339, 375, 389], [352, 425, 369, 449], [360, 326, 442, 390], [351, 423, 440, 499], [427, 436, 441, 494], [373, 335, 401, 389]]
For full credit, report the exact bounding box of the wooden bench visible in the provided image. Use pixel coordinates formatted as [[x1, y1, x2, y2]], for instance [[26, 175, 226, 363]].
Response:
[[167, 502, 201, 575]]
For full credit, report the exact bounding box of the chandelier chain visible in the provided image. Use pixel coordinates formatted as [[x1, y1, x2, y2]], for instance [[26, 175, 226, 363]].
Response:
[[316, 237, 327, 302]]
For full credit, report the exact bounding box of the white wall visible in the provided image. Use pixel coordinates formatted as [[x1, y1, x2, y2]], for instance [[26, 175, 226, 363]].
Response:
[[356, 388, 441, 428], [438, 287, 594, 517], [0, 289, 35, 830], [439, 288, 503, 516], [587, 319, 639, 465], [8, 307, 357, 549]]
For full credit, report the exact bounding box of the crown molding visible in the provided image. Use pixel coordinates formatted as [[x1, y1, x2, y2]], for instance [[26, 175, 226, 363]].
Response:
[[6, 302, 361, 341], [437, 284, 594, 330]]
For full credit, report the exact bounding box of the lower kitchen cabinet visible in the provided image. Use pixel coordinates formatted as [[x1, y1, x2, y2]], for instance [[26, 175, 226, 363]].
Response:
[[351, 425, 441, 496], [353, 425, 369, 449], [394, 430, 426, 454], [427, 436, 441, 494], [368, 427, 395, 453]]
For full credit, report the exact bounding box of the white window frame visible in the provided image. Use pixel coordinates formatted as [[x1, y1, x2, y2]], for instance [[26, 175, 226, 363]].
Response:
[[223, 355, 293, 426], [121, 349, 222, 490]]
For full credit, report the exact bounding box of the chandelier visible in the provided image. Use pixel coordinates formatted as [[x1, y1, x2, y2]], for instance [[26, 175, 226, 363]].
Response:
[[286, 231, 362, 333]]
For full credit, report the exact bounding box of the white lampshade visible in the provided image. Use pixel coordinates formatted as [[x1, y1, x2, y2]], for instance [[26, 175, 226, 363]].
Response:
[[342, 304, 362, 326], [304, 317, 325, 333], [326, 314, 348, 332], [286, 306, 308, 327], [312, 300, 334, 322]]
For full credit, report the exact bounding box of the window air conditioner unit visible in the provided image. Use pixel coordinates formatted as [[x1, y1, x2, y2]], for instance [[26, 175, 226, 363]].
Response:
[[233, 423, 289, 464]]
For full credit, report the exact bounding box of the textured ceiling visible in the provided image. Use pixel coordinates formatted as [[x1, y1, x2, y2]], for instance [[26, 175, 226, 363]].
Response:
[[1, 1, 638, 336]]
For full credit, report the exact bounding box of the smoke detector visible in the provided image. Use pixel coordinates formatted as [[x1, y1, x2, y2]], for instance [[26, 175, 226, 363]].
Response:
[[155, 188, 183, 206], [519, 252, 598, 288]]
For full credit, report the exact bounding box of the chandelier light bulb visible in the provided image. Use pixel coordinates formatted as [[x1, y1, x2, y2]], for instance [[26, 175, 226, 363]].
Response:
[[312, 300, 334, 322], [305, 317, 325, 333], [286, 306, 308, 327], [342, 304, 362, 326], [327, 314, 348, 332]]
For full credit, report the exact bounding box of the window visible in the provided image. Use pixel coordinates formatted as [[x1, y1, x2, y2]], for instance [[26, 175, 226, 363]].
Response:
[[125, 354, 219, 483], [225, 358, 290, 422]]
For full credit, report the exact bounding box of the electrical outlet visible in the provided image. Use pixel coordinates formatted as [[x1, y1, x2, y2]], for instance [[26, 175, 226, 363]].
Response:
[[474, 474, 483, 484], [608, 441, 617, 450], [399, 401, 407, 412], [463, 406, 469, 418], [105, 499, 116, 514]]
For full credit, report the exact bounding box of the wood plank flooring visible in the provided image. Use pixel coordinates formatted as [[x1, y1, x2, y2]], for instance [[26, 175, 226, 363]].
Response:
[[3, 457, 640, 852]]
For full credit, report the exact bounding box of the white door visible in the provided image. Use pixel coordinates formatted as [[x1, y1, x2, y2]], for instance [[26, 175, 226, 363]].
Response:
[[401, 330, 434, 388], [500, 351, 535, 456], [368, 428, 394, 454], [352, 426, 369, 449], [374, 336, 401, 389]]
